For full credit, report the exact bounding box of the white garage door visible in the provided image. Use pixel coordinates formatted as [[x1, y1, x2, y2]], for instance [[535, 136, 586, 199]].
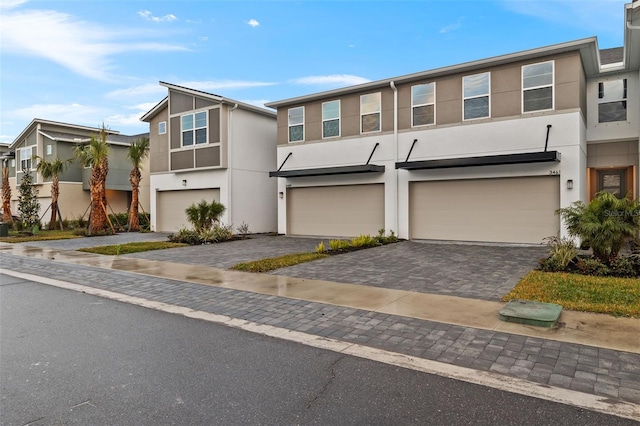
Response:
[[410, 177, 559, 244], [287, 184, 384, 237], [156, 188, 220, 232]]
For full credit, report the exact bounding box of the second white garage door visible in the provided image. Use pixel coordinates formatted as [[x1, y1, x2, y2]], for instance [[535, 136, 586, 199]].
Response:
[[287, 184, 384, 237], [156, 188, 220, 232], [410, 176, 559, 244]]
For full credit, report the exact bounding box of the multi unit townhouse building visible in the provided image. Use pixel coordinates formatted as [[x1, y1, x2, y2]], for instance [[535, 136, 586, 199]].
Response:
[[265, 1, 640, 244], [1, 119, 150, 223], [141, 82, 277, 233]]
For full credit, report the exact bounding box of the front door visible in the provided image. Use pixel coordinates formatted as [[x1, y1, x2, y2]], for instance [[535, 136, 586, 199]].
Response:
[[597, 169, 627, 198]]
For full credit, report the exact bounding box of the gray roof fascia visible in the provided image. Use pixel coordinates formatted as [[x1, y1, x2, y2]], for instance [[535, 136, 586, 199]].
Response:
[[266, 38, 600, 108], [140, 96, 168, 122], [623, 0, 640, 70], [38, 130, 90, 143], [159, 81, 276, 118], [9, 118, 120, 149]]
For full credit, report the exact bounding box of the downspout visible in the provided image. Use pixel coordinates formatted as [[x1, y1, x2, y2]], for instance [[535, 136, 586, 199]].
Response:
[[227, 103, 239, 225], [390, 81, 399, 235]]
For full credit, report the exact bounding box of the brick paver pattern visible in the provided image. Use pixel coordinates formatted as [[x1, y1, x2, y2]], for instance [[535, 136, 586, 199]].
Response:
[[3, 253, 639, 405]]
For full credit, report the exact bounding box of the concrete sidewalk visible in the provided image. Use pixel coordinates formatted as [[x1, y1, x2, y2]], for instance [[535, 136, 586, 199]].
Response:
[[1, 242, 640, 409]]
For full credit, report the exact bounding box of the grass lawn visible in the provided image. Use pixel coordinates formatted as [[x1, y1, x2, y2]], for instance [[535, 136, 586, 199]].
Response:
[[230, 253, 328, 273], [0, 229, 81, 243], [502, 270, 640, 318], [79, 241, 187, 255]]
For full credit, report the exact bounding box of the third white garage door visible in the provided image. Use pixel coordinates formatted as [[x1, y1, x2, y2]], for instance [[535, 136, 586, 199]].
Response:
[[409, 176, 559, 244], [287, 184, 384, 237], [156, 188, 220, 232]]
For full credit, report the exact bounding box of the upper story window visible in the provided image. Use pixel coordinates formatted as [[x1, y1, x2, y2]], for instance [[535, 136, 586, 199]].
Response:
[[412, 83, 435, 126], [45, 145, 52, 155], [322, 100, 340, 138], [598, 79, 627, 123], [360, 92, 381, 133], [288, 107, 304, 142], [18, 147, 33, 171], [181, 111, 207, 146], [158, 121, 167, 135], [522, 61, 554, 113], [463, 72, 490, 120]]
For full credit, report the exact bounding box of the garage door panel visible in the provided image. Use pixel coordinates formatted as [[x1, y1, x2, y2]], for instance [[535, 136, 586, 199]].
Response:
[[157, 188, 220, 232], [410, 177, 559, 244], [288, 184, 384, 237]]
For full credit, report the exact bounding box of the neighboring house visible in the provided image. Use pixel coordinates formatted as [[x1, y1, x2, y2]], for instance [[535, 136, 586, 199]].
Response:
[[141, 82, 277, 233], [265, 1, 640, 244], [4, 119, 150, 224]]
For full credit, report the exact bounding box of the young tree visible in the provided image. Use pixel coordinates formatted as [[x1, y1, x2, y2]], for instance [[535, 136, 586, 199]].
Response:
[[17, 167, 40, 231], [126, 137, 150, 231], [185, 199, 226, 232], [34, 156, 71, 230], [74, 127, 110, 235], [1, 159, 12, 224]]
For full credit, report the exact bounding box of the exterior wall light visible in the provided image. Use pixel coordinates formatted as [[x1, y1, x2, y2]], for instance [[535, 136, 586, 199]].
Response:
[[182, 179, 187, 186], [567, 179, 573, 190], [278, 192, 284, 199]]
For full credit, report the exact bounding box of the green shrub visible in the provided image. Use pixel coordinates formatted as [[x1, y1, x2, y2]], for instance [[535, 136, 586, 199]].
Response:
[[329, 239, 351, 251], [210, 223, 234, 242], [315, 241, 326, 253], [168, 228, 202, 245], [576, 257, 610, 276], [351, 234, 377, 248], [610, 257, 637, 278], [375, 229, 399, 244], [185, 199, 225, 232], [538, 256, 564, 272], [542, 236, 578, 271]]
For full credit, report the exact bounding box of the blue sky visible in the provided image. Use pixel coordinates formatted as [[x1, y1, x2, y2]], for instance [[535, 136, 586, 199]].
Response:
[[0, 0, 630, 144]]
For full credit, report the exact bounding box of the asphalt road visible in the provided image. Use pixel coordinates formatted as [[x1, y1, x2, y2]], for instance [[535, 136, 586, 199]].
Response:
[[1, 274, 636, 425]]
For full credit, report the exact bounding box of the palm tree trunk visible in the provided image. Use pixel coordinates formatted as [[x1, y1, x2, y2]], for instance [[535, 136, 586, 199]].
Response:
[[128, 168, 141, 232], [2, 165, 12, 224], [89, 162, 108, 234], [48, 174, 59, 230]]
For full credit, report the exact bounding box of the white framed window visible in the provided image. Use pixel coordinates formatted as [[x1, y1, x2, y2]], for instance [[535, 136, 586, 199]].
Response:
[[412, 83, 435, 126], [522, 61, 554, 113], [463, 72, 490, 120], [18, 146, 33, 171], [288, 107, 304, 142], [360, 92, 381, 133], [598, 79, 627, 123], [10, 159, 15, 168], [158, 121, 167, 135], [45, 144, 52, 155], [322, 100, 340, 138], [181, 111, 207, 146]]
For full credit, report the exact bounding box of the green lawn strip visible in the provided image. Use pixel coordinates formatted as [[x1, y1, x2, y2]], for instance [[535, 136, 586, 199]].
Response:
[[0, 230, 81, 243], [230, 252, 329, 273], [502, 270, 640, 318], [79, 241, 187, 255]]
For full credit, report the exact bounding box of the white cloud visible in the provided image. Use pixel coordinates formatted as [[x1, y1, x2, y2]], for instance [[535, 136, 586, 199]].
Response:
[[247, 19, 260, 28], [439, 17, 463, 34], [107, 80, 277, 100], [0, 135, 15, 144], [138, 10, 177, 23], [292, 74, 371, 86], [0, 7, 187, 81], [239, 100, 272, 109], [11, 103, 104, 125], [0, 0, 28, 10]]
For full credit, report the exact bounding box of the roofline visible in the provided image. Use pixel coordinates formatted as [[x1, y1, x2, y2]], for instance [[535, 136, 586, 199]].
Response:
[[138, 81, 276, 120], [266, 37, 600, 108], [140, 96, 168, 122], [9, 118, 120, 149]]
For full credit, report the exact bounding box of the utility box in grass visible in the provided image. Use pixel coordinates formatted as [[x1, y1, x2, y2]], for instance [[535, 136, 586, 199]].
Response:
[[0, 223, 8, 237]]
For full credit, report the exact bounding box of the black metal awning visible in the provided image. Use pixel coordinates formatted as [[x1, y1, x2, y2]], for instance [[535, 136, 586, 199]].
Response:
[[269, 164, 385, 178], [395, 151, 560, 170]]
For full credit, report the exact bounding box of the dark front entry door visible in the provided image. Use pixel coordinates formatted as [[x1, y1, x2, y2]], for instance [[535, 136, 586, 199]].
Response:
[[597, 169, 627, 198]]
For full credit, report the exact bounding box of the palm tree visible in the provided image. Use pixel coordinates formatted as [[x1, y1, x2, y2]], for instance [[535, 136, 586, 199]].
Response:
[[74, 127, 110, 235], [34, 156, 71, 230], [1, 159, 12, 224], [126, 136, 150, 231]]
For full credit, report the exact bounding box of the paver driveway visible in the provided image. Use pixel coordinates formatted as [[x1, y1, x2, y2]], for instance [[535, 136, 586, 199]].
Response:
[[126, 235, 546, 302]]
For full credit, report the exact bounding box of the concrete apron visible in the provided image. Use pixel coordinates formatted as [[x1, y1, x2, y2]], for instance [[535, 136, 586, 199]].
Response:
[[2, 243, 639, 355]]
